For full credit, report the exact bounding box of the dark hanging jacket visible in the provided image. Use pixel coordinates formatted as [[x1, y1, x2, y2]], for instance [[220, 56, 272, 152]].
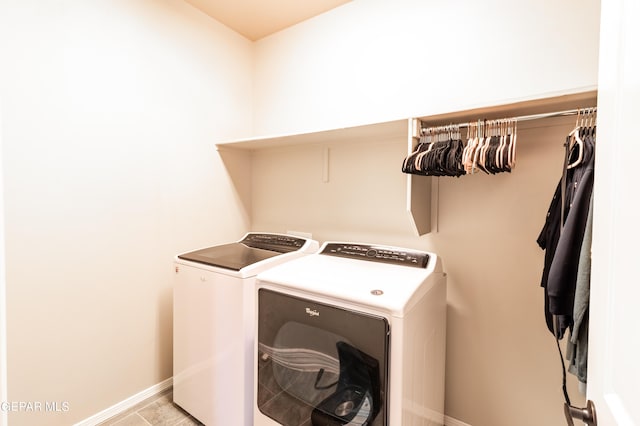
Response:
[[537, 133, 595, 337]]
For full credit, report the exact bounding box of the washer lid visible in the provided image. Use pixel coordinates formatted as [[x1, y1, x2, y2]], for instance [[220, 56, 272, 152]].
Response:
[[177, 233, 308, 271]]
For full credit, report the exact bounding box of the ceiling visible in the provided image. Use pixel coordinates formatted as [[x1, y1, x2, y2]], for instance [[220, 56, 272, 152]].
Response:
[[184, 0, 352, 41]]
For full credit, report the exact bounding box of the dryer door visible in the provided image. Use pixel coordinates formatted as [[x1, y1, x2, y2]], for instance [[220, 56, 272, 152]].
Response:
[[257, 289, 389, 426]]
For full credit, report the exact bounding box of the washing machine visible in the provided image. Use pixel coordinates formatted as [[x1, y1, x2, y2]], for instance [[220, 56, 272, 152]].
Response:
[[254, 242, 447, 426], [173, 232, 319, 426]]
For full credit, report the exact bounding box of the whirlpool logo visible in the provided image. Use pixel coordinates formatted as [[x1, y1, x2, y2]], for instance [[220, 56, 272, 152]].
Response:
[[305, 307, 320, 317]]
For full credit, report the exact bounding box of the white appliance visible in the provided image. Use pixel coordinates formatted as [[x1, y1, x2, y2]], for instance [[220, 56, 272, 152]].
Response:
[[173, 232, 319, 426], [254, 242, 447, 426]]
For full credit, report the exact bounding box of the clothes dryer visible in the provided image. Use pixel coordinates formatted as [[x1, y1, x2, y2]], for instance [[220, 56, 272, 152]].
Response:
[[254, 242, 446, 426], [173, 232, 318, 426]]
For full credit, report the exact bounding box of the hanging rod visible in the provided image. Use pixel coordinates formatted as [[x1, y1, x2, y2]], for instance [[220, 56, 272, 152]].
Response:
[[419, 106, 597, 132], [505, 107, 596, 124]]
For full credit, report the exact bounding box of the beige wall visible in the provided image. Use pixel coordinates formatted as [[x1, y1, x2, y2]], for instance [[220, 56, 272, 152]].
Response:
[[253, 0, 601, 137], [0, 1, 252, 424], [0, 98, 7, 426]]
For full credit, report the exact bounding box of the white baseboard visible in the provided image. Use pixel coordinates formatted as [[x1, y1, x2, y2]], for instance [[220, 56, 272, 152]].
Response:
[[73, 378, 468, 426], [74, 377, 173, 426], [445, 415, 473, 426]]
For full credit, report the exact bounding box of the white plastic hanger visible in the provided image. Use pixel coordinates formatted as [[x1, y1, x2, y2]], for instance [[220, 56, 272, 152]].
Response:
[[567, 110, 584, 169]]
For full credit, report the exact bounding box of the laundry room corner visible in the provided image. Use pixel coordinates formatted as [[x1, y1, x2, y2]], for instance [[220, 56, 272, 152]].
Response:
[[215, 146, 253, 231]]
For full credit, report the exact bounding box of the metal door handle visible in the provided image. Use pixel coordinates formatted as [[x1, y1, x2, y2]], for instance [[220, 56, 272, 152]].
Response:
[[564, 400, 597, 426]]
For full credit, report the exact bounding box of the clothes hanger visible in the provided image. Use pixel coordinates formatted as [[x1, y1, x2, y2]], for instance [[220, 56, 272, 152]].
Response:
[[500, 120, 511, 172], [496, 120, 506, 171], [419, 127, 445, 174], [502, 119, 514, 172], [485, 123, 499, 174], [414, 131, 434, 172], [567, 110, 584, 169], [588, 107, 597, 137], [497, 120, 505, 172], [487, 121, 498, 172], [403, 130, 435, 174], [411, 128, 435, 173], [435, 127, 452, 175], [441, 126, 453, 176], [478, 120, 494, 173], [402, 134, 425, 173], [464, 122, 479, 174], [508, 118, 517, 169], [462, 122, 473, 168], [495, 120, 503, 170], [477, 121, 487, 171], [482, 121, 493, 173], [449, 125, 465, 177], [423, 127, 440, 175], [471, 120, 487, 174]]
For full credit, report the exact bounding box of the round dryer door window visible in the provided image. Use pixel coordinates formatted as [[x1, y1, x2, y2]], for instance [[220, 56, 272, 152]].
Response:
[[257, 289, 389, 426]]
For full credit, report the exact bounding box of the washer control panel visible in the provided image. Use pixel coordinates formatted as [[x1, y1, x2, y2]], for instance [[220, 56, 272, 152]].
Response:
[[241, 233, 306, 253], [321, 243, 430, 268]]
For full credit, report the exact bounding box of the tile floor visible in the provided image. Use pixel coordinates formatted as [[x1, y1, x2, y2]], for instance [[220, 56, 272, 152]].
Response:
[[98, 388, 203, 426]]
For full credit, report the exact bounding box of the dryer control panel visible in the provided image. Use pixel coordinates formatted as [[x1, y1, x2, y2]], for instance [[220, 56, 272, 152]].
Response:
[[321, 243, 430, 268]]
